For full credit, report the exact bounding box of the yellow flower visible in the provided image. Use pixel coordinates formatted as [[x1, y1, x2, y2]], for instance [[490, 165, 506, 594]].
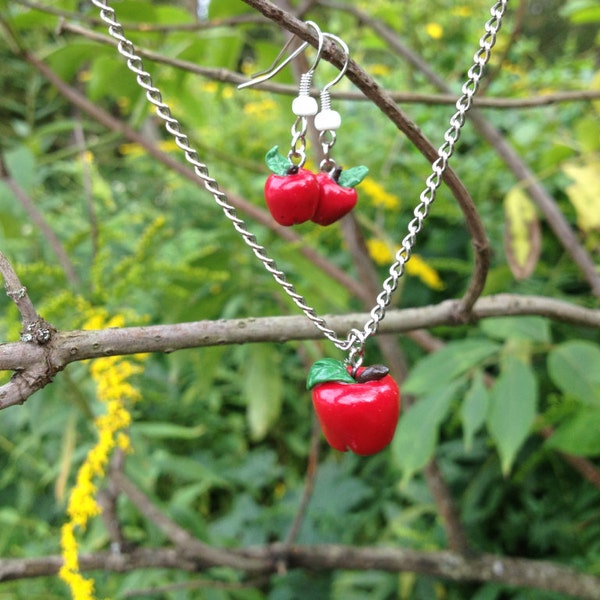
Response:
[[425, 23, 443, 40], [118, 143, 144, 157], [243, 98, 278, 119], [371, 63, 391, 77], [119, 140, 178, 157], [405, 254, 445, 290], [360, 177, 401, 210], [366, 238, 395, 266], [201, 81, 219, 94], [117, 97, 131, 112], [452, 6, 472, 17], [59, 524, 96, 600], [367, 239, 445, 290], [60, 310, 146, 600]]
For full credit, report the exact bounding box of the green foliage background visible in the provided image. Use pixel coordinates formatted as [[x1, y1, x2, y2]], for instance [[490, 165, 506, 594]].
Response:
[[0, 0, 599, 598]]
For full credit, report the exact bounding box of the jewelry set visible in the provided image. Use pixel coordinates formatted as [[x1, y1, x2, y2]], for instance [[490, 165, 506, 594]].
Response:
[[91, 0, 508, 455]]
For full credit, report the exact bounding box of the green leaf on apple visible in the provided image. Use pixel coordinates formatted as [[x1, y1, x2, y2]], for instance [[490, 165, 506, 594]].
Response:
[[338, 165, 369, 188], [306, 358, 355, 389], [265, 146, 292, 176]]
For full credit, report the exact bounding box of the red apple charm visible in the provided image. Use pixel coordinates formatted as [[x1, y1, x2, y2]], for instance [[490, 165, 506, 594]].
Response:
[[307, 358, 400, 456], [264, 146, 319, 226], [311, 165, 369, 226]]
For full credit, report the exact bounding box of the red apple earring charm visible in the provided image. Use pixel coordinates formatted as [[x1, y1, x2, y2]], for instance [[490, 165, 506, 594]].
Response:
[[239, 22, 325, 226], [312, 33, 369, 226], [306, 345, 400, 457]]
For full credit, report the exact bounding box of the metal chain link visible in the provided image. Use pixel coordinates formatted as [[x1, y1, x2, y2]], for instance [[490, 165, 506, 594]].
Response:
[[355, 0, 509, 357], [90, 0, 507, 360]]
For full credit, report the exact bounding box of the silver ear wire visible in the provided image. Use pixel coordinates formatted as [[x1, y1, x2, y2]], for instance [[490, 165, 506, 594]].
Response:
[[238, 22, 325, 169], [237, 21, 324, 90], [314, 33, 350, 171], [314, 33, 349, 132]]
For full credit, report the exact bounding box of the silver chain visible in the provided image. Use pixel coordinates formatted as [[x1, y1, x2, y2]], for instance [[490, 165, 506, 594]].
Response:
[[90, 0, 508, 362]]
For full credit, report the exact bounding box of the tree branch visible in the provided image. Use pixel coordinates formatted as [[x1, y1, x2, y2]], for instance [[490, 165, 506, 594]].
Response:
[[0, 543, 599, 598], [1, 293, 598, 409]]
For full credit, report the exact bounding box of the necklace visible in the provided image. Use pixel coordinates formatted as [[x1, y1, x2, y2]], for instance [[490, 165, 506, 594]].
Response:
[[90, 0, 508, 455]]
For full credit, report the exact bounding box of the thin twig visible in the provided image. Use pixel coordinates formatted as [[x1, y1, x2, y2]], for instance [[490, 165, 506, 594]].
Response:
[[72, 113, 99, 263], [284, 412, 321, 547], [14, 0, 265, 31], [0, 154, 80, 286], [540, 427, 600, 491], [112, 471, 271, 572], [59, 20, 600, 108], [424, 460, 471, 555], [0, 251, 39, 326]]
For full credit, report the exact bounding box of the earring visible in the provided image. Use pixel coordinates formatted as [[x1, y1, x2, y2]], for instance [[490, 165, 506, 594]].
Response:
[[239, 22, 324, 227], [238, 24, 368, 227], [310, 33, 368, 226]]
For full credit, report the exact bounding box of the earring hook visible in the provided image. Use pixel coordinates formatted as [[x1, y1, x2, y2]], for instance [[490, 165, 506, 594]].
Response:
[[237, 21, 324, 90], [320, 32, 350, 94]]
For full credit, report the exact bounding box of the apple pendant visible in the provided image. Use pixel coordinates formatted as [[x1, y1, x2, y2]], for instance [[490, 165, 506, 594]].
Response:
[[307, 358, 400, 456], [264, 146, 319, 226], [311, 166, 369, 226]]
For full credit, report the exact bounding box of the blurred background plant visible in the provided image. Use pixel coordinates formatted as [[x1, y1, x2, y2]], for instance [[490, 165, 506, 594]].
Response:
[[0, 0, 599, 598]]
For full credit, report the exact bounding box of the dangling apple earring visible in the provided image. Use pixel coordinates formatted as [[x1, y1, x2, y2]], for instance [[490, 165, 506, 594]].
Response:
[[311, 33, 368, 226], [238, 25, 366, 227], [239, 22, 325, 226]]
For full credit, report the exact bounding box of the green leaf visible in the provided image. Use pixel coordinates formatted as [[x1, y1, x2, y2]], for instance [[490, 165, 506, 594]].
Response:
[[265, 146, 292, 176], [131, 422, 206, 440], [403, 339, 500, 395], [391, 381, 461, 484], [3, 146, 37, 192], [461, 370, 490, 452], [479, 316, 551, 344], [338, 165, 369, 188], [243, 346, 283, 441], [307, 358, 355, 390], [486, 356, 537, 475], [545, 406, 600, 456], [560, 0, 600, 24], [547, 340, 600, 405]]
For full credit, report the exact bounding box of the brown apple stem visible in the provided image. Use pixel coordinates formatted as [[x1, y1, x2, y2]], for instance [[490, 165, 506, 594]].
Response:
[[355, 364, 390, 383]]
